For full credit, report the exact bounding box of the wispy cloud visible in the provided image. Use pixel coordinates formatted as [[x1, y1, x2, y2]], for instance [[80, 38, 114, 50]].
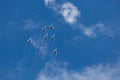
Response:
[[44, 0, 115, 38], [79, 24, 96, 38], [1, 66, 29, 80], [23, 19, 40, 30], [32, 37, 48, 56], [3, 19, 40, 32], [37, 61, 120, 80], [79, 23, 114, 38], [44, 0, 81, 24], [44, 0, 55, 7]]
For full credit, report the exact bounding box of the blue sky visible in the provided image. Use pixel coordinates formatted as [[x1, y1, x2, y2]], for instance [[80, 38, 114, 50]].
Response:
[[0, 0, 120, 80]]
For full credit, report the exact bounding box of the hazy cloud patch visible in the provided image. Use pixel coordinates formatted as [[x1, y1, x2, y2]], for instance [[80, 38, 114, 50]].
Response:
[[36, 61, 120, 80]]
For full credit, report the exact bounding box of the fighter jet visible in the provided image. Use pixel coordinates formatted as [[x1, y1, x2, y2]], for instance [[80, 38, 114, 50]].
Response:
[[27, 37, 32, 44], [49, 24, 54, 30], [42, 26, 46, 32], [50, 34, 55, 40], [52, 48, 57, 55], [43, 34, 48, 40]]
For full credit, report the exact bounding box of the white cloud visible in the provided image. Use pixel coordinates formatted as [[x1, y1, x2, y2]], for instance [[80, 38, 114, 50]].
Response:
[[81, 27, 96, 38], [44, 0, 81, 24], [79, 24, 96, 38], [60, 2, 80, 24], [84, 28, 96, 37], [79, 23, 114, 38], [44, 0, 114, 38], [36, 61, 120, 80], [44, 0, 55, 7], [94, 23, 114, 37]]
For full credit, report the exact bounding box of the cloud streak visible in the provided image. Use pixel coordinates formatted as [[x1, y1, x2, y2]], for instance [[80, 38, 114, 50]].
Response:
[[23, 19, 40, 30], [37, 61, 120, 80], [44, 0, 55, 7], [44, 0, 114, 38], [79, 23, 114, 38], [32, 37, 48, 56]]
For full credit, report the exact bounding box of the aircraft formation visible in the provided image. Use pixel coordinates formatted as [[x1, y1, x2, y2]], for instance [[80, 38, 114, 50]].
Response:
[[18, 24, 58, 70], [27, 24, 57, 55]]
